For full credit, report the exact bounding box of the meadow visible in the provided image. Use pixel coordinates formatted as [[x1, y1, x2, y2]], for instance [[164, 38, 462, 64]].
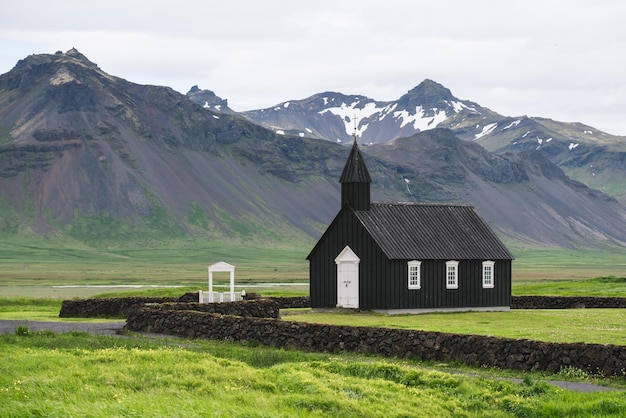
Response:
[[1, 235, 625, 298], [1, 237, 625, 416], [1, 329, 625, 417], [283, 306, 626, 346]]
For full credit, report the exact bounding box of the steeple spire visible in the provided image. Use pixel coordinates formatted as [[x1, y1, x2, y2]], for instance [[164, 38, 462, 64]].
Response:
[[339, 138, 371, 210]]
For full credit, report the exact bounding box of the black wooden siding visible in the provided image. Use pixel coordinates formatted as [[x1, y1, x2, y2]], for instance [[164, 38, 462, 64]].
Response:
[[341, 182, 370, 211], [386, 259, 511, 309], [309, 208, 511, 309], [310, 209, 386, 309]]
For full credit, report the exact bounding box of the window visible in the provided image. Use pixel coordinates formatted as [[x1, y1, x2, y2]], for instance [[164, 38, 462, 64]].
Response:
[[446, 261, 459, 289], [408, 260, 421, 289], [482, 261, 495, 288]]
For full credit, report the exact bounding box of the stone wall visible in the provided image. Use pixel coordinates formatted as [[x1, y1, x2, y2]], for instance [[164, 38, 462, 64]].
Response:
[[511, 296, 626, 309], [253, 295, 626, 310], [59, 297, 279, 319], [62, 294, 626, 317], [124, 306, 626, 377], [242, 293, 310, 309], [153, 300, 279, 318], [268, 296, 311, 309], [59, 297, 178, 318]]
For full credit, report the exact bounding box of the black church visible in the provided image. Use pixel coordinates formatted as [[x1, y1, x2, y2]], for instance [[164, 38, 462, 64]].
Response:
[[307, 140, 514, 313]]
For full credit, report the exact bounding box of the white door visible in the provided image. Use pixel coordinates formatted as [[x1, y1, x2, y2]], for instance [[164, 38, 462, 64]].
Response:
[[335, 246, 360, 308]]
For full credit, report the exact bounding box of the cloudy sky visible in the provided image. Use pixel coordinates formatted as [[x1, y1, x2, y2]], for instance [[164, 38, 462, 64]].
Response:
[[2, 1, 625, 135]]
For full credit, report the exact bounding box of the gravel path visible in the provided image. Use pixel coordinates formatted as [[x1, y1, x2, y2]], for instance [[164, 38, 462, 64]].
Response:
[[1, 320, 622, 393]]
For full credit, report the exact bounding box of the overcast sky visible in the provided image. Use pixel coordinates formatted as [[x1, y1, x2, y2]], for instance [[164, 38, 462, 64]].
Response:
[[2, 1, 625, 135]]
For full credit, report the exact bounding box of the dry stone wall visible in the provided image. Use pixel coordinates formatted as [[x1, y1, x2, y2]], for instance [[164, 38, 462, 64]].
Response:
[[59, 297, 179, 318], [154, 300, 279, 318], [243, 295, 626, 310], [63, 294, 626, 317], [124, 305, 626, 378], [511, 296, 626, 309], [59, 297, 279, 319]]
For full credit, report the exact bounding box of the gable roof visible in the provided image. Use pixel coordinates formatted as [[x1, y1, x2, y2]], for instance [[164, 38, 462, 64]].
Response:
[[339, 139, 371, 184], [354, 202, 514, 260]]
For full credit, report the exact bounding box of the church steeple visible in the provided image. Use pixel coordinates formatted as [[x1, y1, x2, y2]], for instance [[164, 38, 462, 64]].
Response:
[[339, 139, 371, 211]]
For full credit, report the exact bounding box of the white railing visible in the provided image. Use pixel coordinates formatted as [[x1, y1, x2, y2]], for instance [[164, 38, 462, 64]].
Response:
[[199, 290, 245, 303]]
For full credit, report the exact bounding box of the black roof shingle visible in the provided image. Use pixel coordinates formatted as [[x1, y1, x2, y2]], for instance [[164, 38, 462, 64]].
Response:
[[354, 202, 514, 260]]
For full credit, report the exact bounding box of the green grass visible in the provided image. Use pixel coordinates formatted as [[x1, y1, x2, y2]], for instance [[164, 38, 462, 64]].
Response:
[[0, 298, 117, 322], [0, 236, 310, 286], [1, 331, 624, 417], [513, 276, 626, 297], [283, 308, 626, 346], [0, 298, 62, 321], [509, 247, 626, 281]]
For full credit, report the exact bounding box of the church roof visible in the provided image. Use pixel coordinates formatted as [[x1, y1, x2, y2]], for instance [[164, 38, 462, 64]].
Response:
[[339, 140, 371, 183], [354, 202, 514, 260]]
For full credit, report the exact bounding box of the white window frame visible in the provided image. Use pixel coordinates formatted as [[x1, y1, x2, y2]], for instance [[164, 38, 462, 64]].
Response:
[[408, 260, 421, 289], [482, 261, 495, 288], [446, 260, 459, 289]]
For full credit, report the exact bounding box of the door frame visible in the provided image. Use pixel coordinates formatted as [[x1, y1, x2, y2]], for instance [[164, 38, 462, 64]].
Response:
[[334, 245, 360, 308]]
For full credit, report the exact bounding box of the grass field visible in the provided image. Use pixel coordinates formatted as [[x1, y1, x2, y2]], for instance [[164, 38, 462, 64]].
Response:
[[1, 236, 625, 301], [1, 330, 624, 417], [0, 238, 310, 285], [508, 246, 626, 282], [283, 308, 626, 346], [513, 276, 626, 297]]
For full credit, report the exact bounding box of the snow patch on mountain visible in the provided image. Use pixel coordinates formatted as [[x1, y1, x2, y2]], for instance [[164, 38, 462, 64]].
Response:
[[394, 107, 448, 130], [378, 103, 397, 121], [315, 93, 480, 137], [449, 100, 478, 113], [319, 100, 386, 136], [475, 123, 498, 139], [203, 102, 222, 112], [502, 120, 521, 130]]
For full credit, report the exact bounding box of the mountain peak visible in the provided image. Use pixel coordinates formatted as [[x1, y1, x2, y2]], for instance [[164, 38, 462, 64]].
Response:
[[63, 48, 95, 64], [10, 48, 101, 76], [398, 79, 456, 108], [186, 85, 234, 113], [414, 79, 454, 97]]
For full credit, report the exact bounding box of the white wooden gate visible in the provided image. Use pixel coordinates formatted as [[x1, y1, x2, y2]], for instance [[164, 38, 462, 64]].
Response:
[[204, 261, 236, 303]]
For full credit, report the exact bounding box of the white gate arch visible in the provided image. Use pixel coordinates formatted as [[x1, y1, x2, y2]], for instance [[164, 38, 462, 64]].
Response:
[[206, 261, 235, 303]]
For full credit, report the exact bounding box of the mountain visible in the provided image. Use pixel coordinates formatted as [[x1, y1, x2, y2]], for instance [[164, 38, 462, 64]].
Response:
[[1, 49, 626, 250], [0, 49, 348, 243], [237, 80, 626, 205], [366, 129, 626, 248], [469, 116, 626, 204], [239, 80, 503, 145], [186, 85, 236, 114]]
